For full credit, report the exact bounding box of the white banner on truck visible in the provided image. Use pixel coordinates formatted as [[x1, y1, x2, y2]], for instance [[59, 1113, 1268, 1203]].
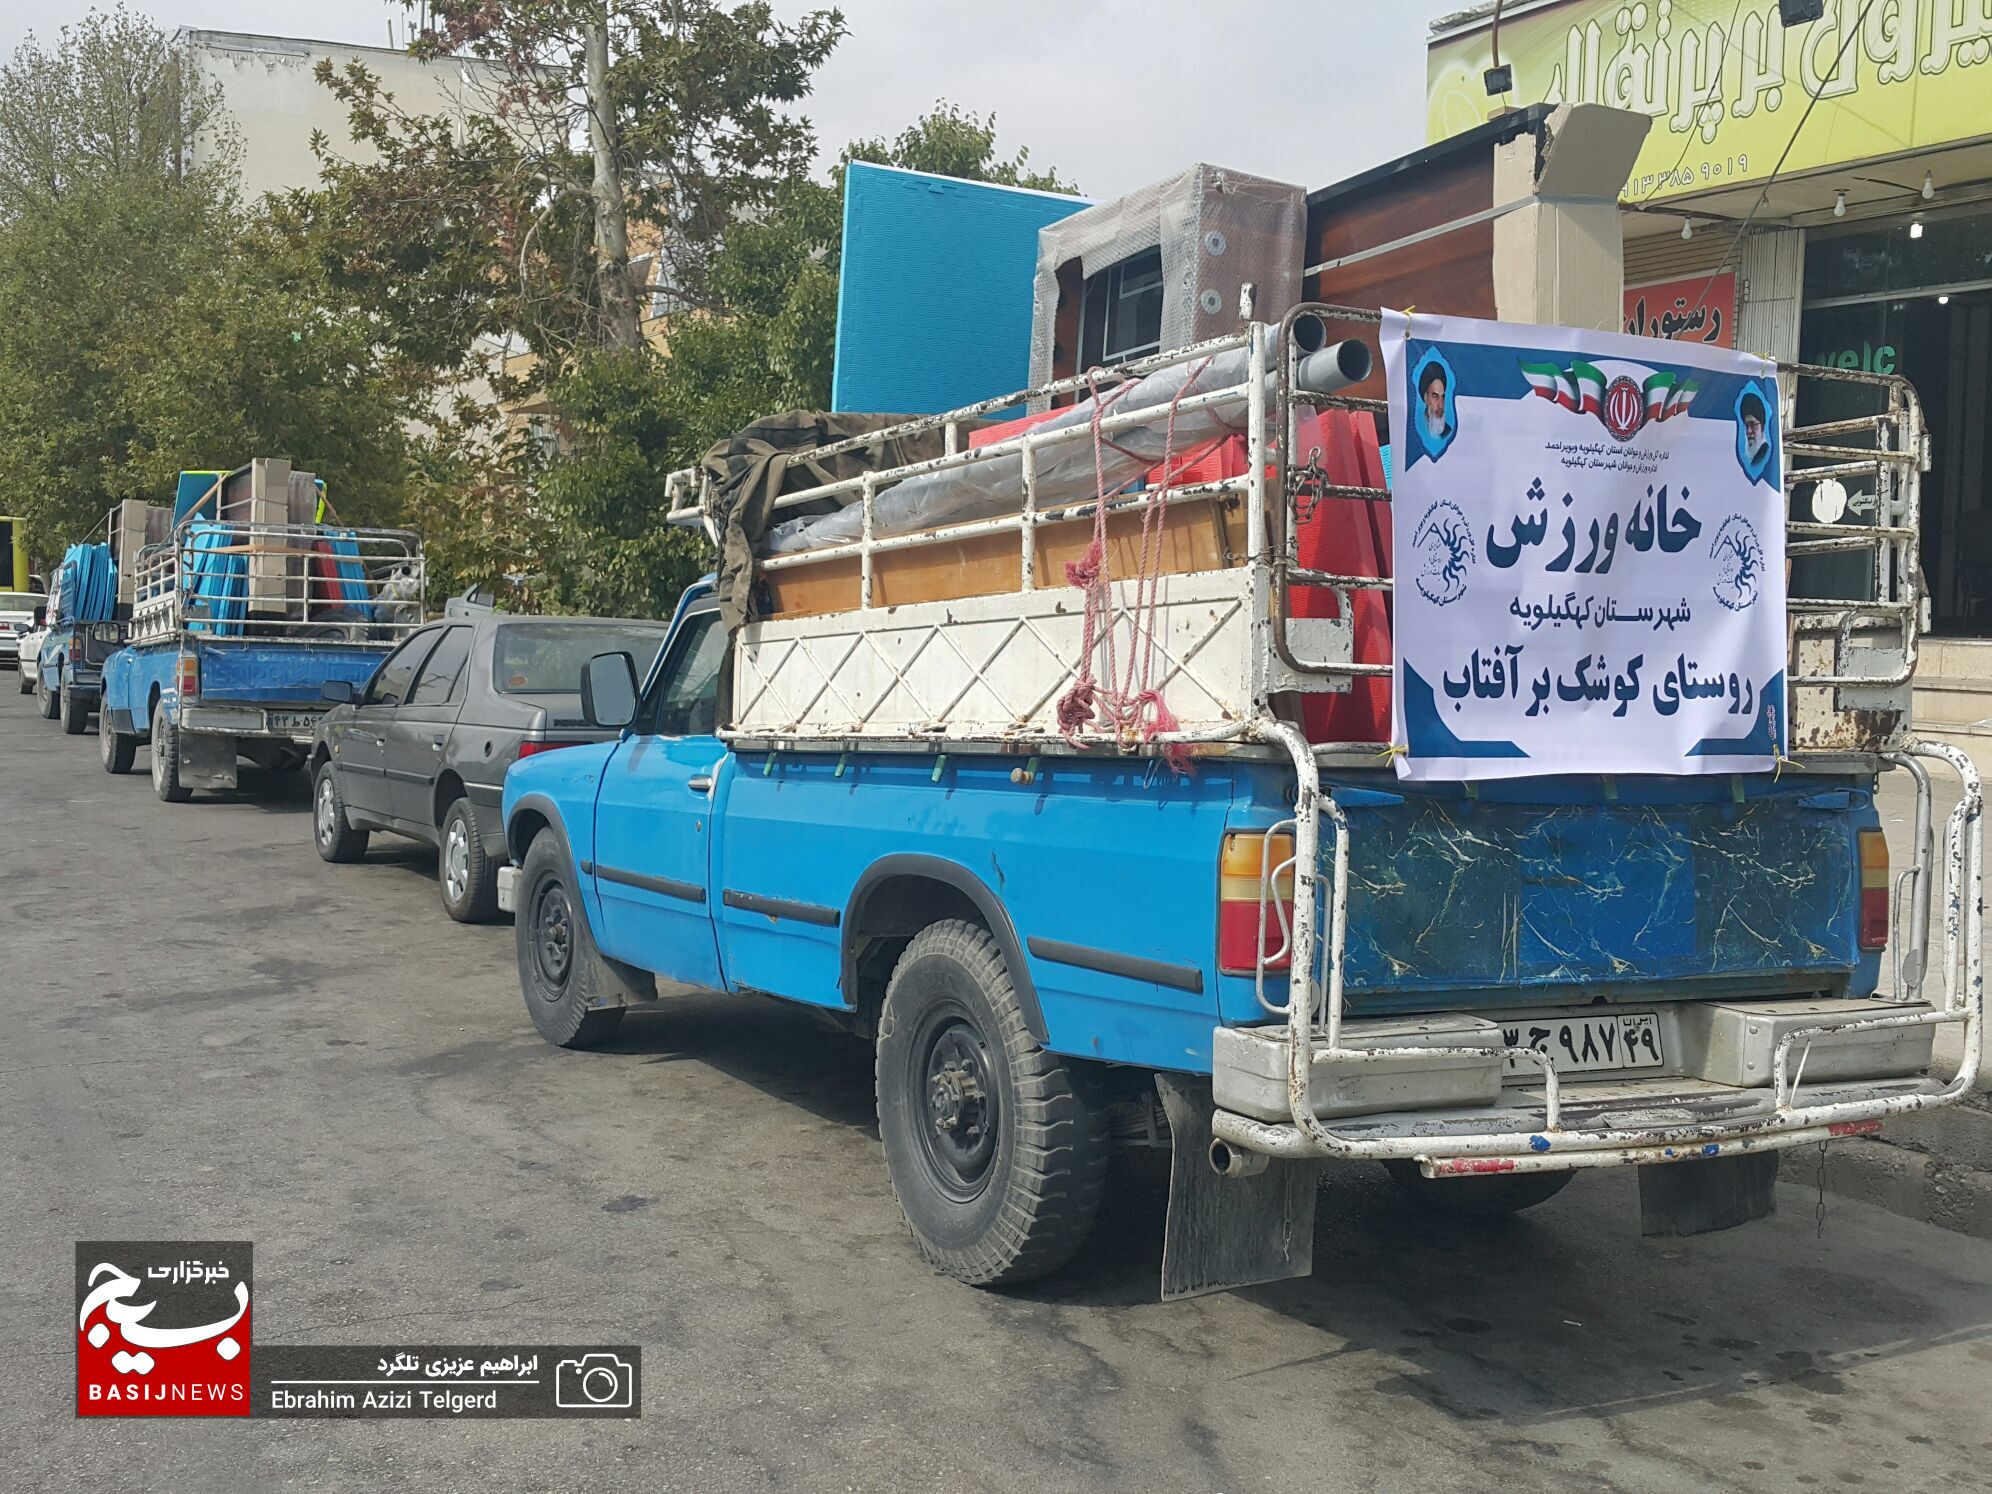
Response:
[[1383, 309, 1787, 782]]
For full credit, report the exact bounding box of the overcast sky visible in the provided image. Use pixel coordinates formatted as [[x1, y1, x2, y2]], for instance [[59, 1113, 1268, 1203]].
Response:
[[1, 1, 1456, 200]]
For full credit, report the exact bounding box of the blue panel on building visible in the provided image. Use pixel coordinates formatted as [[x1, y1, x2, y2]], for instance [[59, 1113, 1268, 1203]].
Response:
[[832, 162, 1086, 415]]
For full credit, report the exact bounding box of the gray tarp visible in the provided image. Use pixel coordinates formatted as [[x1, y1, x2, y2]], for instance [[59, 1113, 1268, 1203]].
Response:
[[703, 410, 954, 631]]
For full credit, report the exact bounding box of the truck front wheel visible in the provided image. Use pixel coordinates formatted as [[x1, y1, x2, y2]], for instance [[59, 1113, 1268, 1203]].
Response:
[[100, 713, 136, 773], [876, 920, 1108, 1287], [150, 701, 192, 803], [36, 671, 58, 719], [514, 832, 643, 1049]]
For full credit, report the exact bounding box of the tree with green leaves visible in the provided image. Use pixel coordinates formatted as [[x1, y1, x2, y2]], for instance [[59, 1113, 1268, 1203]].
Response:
[[0, 8, 418, 553]]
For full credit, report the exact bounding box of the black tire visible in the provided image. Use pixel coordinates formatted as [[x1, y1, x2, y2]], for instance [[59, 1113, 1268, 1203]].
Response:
[[36, 670, 58, 719], [514, 831, 644, 1048], [439, 796, 499, 923], [150, 700, 192, 803], [312, 760, 370, 863], [60, 684, 89, 734], [1383, 1162, 1574, 1216], [100, 713, 136, 773], [876, 920, 1108, 1287], [16, 670, 29, 695]]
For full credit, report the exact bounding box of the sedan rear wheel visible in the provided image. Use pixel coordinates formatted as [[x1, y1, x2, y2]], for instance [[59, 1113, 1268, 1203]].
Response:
[[439, 797, 499, 923]]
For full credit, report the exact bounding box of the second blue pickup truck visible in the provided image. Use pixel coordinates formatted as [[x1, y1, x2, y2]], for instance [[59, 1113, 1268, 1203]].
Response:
[[99, 461, 425, 798]]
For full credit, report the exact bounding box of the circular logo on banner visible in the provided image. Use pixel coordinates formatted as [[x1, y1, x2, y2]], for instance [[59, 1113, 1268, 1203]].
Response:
[[1412, 500, 1475, 606], [1710, 515, 1766, 611], [1603, 376, 1646, 442]]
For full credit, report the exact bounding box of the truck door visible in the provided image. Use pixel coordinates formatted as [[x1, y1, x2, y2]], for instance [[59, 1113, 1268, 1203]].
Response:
[[337, 628, 438, 817], [382, 624, 473, 829], [589, 603, 727, 989]]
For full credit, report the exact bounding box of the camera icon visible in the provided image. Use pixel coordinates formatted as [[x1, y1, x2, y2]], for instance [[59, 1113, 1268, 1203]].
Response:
[[555, 1353, 633, 1410]]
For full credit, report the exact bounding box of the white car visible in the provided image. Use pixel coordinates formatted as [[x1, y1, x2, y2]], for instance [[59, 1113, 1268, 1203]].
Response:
[[14, 621, 48, 693], [2, 590, 47, 688]]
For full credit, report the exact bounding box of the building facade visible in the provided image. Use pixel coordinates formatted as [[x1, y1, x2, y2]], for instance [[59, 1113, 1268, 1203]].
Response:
[[1429, 1, 1992, 653]]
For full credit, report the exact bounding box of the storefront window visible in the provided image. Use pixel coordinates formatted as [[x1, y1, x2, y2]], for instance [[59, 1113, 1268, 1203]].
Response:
[[1801, 213, 1992, 637], [1806, 208, 1992, 305]]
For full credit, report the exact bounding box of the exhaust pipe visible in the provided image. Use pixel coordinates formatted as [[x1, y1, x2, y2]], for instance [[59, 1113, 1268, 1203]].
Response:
[[1208, 1137, 1270, 1179], [1290, 314, 1374, 399]]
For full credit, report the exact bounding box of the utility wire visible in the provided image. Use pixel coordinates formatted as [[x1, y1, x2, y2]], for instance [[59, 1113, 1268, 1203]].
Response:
[[1685, 0, 1881, 314]]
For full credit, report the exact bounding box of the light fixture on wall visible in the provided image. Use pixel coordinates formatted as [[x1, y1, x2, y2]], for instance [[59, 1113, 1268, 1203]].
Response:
[[1833, 190, 1847, 218], [1923, 170, 1936, 200], [1910, 217, 1925, 239], [1937, 294, 1950, 305], [1680, 218, 1694, 240]]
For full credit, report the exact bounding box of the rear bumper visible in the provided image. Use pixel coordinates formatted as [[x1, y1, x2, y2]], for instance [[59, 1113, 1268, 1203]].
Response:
[[179, 702, 324, 744], [1218, 731, 1984, 1178]]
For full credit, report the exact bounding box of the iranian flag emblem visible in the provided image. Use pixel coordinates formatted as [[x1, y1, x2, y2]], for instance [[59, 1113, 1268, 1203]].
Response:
[[1520, 358, 1700, 439]]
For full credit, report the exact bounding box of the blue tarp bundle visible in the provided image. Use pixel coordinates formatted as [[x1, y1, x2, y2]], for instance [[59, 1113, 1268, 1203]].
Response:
[[55, 542, 117, 623], [181, 522, 246, 636]]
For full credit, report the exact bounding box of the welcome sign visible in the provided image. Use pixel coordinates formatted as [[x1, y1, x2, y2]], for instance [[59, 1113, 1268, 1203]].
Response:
[[1384, 310, 1786, 782]]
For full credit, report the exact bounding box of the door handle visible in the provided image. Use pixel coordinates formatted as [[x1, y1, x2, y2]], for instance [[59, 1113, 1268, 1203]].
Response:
[[430, 739, 445, 752], [687, 775, 713, 793]]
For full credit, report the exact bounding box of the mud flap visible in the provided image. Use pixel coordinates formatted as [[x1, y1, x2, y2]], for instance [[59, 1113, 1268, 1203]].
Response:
[[1638, 1151, 1779, 1237], [177, 731, 238, 790], [1156, 1074, 1321, 1300]]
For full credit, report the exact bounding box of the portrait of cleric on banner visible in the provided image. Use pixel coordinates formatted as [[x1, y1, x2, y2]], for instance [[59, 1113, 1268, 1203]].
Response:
[[1383, 308, 1787, 784]]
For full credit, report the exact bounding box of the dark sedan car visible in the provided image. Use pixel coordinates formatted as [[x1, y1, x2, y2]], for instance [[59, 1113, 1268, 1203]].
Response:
[[308, 612, 670, 921]]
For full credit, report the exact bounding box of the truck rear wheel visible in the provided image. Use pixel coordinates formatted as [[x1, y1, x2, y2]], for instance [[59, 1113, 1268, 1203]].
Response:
[[150, 701, 192, 803], [440, 798, 499, 923], [1383, 1161, 1574, 1216], [36, 671, 58, 719], [60, 684, 89, 734], [514, 832, 642, 1049], [100, 714, 136, 773], [313, 761, 369, 862], [876, 920, 1108, 1287]]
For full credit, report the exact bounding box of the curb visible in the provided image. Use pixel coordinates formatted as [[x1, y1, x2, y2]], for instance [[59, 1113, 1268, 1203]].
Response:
[[1777, 1103, 1992, 1239]]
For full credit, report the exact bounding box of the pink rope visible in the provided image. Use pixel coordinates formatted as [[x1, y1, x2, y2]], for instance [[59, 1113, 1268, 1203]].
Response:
[[1054, 357, 1214, 772]]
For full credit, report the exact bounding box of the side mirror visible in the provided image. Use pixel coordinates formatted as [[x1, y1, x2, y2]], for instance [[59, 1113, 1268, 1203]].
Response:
[[581, 650, 639, 730], [320, 679, 357, 704]]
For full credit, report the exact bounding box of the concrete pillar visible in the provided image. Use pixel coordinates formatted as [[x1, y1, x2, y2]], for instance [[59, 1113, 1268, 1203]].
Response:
[[1493, 104, 1651, 332]]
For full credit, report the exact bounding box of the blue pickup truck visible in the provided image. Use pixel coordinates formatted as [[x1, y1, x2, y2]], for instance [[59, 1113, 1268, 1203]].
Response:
[[99, 461, 425, 798], [497, 318, 1982, 1298]]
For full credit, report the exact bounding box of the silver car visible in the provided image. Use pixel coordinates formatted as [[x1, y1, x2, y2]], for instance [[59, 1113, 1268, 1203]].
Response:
[[307, 613, 670, 921]]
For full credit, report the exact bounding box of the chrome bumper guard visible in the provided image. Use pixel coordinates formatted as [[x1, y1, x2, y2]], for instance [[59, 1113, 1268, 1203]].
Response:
[[1214, 730, 1984, 1177]]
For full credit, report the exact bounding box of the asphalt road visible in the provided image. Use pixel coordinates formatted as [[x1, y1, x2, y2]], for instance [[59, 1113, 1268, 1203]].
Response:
[[4, 691, 1990, 1494]]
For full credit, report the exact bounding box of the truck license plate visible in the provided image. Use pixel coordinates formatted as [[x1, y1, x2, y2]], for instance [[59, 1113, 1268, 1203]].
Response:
[[266, 711, 319, 733], [1502, 1012, 1664, 1076]]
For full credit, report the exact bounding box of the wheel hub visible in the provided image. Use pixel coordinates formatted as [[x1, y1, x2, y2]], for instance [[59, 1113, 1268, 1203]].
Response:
[[444, 822, 468, 900], [927, 1064, 984, 1138], [913, 1018, 998, 1199], [317, 780, 336, 841], [533, 885, 573, 992]]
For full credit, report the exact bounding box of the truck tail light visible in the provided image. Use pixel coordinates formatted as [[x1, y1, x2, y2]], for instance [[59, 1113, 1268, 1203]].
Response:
[[68, 636, 84, 663], [1219, 830, 1295, 974], [176, 654, 199, 701], [1858, 828, 1889, 950], [516, 739, 575, 759]]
